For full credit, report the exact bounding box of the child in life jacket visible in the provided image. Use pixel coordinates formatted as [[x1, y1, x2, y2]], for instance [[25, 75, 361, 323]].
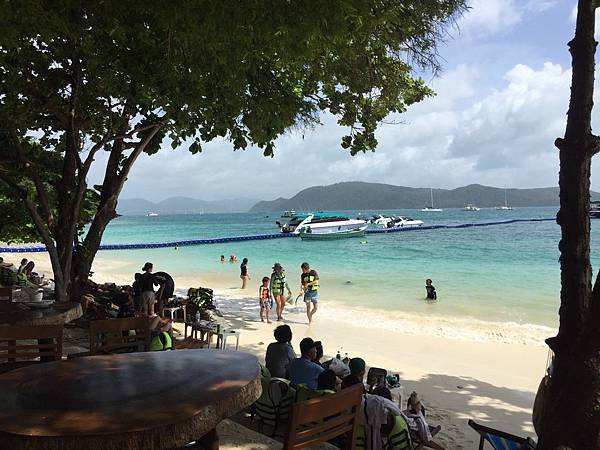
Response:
[[259, 276, 273, 323]]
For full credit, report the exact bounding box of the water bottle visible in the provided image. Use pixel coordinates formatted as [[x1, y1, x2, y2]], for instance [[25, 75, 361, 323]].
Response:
[[336, 350, 341, 359], [195, 311, 200, 323], [342, 353, 349, 364]]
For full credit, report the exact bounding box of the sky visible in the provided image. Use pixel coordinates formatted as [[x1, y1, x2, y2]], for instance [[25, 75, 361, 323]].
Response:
[[91, 0, 599, 202]]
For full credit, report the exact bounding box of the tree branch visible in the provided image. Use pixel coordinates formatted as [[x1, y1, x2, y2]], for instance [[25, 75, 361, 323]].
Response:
[[6, 125, 54, 227]]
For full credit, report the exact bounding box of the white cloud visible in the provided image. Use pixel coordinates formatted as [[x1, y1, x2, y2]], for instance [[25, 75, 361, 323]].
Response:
[[459, 0, 522, 36], [91, 60, 599, 203]]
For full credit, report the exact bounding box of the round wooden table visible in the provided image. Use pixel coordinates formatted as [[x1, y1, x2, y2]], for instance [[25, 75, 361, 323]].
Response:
[[0, 301, 82, 327], [0, 349, 261, 450]]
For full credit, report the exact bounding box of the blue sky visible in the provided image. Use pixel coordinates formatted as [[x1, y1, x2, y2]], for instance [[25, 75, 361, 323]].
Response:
[[96, 0, 597, 202]]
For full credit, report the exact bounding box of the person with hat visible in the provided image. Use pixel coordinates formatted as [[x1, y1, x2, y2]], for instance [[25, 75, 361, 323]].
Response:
[[341, 357, 367, 390], [288, 337, 324, 389], [270, 262, 292, 321]]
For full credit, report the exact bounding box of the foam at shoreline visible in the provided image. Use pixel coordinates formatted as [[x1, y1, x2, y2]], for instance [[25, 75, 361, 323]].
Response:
[[211, 288, 555, 347]]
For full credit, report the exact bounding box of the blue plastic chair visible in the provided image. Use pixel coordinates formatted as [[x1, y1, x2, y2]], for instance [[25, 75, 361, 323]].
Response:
[[468, 420, 536, 450]]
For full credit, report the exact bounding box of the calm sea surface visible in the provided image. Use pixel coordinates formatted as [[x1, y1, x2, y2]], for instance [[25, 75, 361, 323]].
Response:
[[96, 207, 600, 330]]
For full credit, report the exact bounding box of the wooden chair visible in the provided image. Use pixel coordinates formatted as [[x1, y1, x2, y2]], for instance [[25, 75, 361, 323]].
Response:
[[282, 384, 363, 450], [0, 287, 12, 301], [89, 317, 150, 355], [0, 325, 63, 374]]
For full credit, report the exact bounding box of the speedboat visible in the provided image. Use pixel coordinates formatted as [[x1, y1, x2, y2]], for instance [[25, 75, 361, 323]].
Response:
[[370, 215, 423, 228], [591, 201, 600, 218], [463, 204, 480, 211], [278, 213, 367, 235], [147, 212, 159, 217], [298, 223, 368, 240], [281, 210, 296, 218]]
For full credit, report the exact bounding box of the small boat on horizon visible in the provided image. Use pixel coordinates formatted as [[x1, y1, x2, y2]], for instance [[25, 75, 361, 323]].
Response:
[[463, 204, 480, 211], [495, 189, 513, 210], [422, 188, 443, 212], [281, 210, 296, 218], [590, 201, 600, 218], [146, 212, 159, 217]]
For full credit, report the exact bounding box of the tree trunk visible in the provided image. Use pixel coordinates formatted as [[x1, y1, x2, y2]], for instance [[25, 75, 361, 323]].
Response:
[[538, 1, 600, 448]]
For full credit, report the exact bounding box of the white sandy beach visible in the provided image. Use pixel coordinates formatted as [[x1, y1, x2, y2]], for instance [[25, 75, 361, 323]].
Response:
[[5, 251, 550, 448]]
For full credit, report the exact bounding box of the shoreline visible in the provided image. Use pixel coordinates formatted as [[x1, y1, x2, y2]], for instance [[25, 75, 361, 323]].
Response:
[[2, 250, 557, 347]]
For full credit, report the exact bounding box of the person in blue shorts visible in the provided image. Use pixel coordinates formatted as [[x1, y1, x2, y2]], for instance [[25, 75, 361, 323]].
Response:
[[300, 262, 319, 323]]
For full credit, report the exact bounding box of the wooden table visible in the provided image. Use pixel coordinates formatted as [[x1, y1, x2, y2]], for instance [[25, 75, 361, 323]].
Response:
[[0, 349, 261, 450], [0, 301, 82, 327]]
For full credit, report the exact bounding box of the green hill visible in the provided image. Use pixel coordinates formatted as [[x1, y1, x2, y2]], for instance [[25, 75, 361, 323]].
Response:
[[249, 182, 587, 212]]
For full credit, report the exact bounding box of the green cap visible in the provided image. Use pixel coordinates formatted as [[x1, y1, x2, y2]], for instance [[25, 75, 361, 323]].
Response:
[[348, 357, 366, 375]]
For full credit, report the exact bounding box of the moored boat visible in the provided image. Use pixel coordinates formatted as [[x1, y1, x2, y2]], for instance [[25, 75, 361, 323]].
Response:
[[298, 225, 367, 240], [370, 214, 423, 228], [421, 188, 443, 212], [463, 204, 480, 211], [278, 212, 365, 234], [591, 201, 600, 218], [281, 210, 296, 217]]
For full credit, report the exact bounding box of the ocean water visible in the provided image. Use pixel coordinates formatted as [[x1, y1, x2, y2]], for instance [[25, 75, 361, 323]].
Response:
[[95, 207, 600, 340]]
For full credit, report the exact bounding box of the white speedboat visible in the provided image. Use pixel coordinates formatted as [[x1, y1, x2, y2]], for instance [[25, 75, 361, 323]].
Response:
[[421, 188, 443, 212], [278, 213, 367, 235], [370, 215, 423, 228], [146, 212, 159, 217], [299, 224, 368, 240], [281, 210, 296, 218], [463, 204, 480, 211]]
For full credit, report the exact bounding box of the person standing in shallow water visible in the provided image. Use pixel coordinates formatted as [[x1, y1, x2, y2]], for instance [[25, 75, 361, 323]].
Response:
[[240, 258, 249, 289], [425, 278, 437, 300], [301, 262, 320, 323]]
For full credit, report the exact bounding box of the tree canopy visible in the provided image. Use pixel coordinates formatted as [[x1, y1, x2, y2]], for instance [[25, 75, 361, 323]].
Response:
[[0, 0, 466, 300]]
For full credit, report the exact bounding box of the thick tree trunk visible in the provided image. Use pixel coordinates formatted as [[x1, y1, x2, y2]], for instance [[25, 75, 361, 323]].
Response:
[[538, 1, 600, 448]]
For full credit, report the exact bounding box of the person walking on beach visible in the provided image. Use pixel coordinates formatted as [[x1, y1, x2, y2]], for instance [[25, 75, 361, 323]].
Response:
[[240, 258, 250, 289], [300, 262, 319, 323], [259, 276, 272, 323], [270, 263, 291, 321], [139, 262, 159, 316]]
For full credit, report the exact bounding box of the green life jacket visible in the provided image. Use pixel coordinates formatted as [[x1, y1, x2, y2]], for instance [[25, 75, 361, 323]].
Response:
[[303, 272, 319, 292], [387, 415, 413, 450], [272, 272, 286, 294], [150, 331, 173, 351], [254, 376, 296, 430], [356, 415, 413, 450]]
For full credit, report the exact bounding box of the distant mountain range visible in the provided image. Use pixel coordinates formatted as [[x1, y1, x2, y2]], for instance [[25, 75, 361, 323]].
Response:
[[249, 182, 599, 212], [117, 197, 259, 215]]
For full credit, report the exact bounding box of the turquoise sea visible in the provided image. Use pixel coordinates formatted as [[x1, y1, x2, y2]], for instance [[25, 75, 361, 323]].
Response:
[[91, 207, 600, 340]]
